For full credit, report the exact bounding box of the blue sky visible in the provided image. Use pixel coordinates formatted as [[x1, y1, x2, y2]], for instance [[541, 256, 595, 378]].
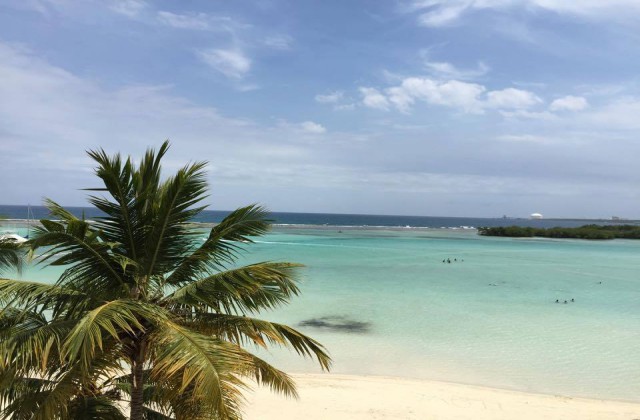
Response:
[[1, 0, 640, 218]]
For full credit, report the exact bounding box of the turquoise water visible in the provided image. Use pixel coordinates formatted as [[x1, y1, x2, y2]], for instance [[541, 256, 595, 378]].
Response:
[[11, 227, 640, 401]]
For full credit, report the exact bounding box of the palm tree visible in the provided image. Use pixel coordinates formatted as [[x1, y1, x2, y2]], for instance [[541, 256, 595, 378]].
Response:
[[0, 141, 330, 419]]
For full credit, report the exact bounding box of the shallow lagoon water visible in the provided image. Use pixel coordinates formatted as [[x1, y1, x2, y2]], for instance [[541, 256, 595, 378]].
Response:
[[14, 227, 640, 401], [237, 228, 640, 401]]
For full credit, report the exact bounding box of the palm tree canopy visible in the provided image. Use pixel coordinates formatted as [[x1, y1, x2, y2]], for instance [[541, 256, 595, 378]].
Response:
[[0, 141, 330, 420]]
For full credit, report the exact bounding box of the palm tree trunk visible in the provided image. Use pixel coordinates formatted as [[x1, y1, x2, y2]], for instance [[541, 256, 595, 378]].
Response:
[[129, 341, 146, 420]]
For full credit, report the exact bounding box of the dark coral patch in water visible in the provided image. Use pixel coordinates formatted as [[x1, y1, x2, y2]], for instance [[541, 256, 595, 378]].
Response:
[[299, 316, 371, 333]]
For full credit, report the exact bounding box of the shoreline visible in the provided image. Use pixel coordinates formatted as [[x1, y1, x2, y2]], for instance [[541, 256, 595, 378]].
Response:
[[243, 373, 640, 419]]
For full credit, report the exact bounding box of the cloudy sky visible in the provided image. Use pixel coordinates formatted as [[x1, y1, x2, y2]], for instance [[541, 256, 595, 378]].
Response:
[[1, 0, 639, 218]]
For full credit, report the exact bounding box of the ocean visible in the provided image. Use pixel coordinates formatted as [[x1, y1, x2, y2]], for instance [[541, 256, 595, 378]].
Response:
[[2, 205, 639, 401], [0, 204, 634, 229]]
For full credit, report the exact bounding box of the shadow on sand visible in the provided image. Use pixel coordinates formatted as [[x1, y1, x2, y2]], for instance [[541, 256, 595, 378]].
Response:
[[299, 316, 371, 333]]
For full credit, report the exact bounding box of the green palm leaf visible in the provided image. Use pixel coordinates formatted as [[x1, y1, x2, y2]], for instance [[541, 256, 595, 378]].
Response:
[[185, 313, 331, 371], [0, 279, 79, 310], [62, 300, 147, 374], [167, 262, 302, 314], [0, 239, 24, 274], [165, 205, 272, 287], [149, 318, 246, 420]]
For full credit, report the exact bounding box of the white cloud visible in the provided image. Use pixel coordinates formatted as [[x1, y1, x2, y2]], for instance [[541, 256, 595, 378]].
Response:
[[277, 120, 327, 134], [499, 109, 557, 120], [418, 3, 469, 27], [108, 0, 147, 18], [156, 11, 212, 30], [424, 59, 489, 80], [486, 88, 542, 109], [360, 74, 544, 114], [263, 35, 293, 50], [528, 0, 640, 17], [154, 10, 247, 34], [406, 78, 486, 112], [299, 121, 327, 134], [407, 0, 640, 27], [549, 95, 588, 112], [315, 91, 357, 111], [581, 98, 640, 130], [197, 48, 251, 79], [382, 77, 486, 113], [334, 103, 356, 111], [386, 86, 415, 113], [315, 91, 344, 104], [360, 87, 390, 110]]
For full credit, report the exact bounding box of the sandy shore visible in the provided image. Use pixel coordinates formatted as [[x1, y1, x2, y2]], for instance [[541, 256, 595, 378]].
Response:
[[243, 373, 640, 420]]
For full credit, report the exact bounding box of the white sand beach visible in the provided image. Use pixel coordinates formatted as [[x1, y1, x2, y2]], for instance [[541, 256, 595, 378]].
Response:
[[244, 373, 640, 420]]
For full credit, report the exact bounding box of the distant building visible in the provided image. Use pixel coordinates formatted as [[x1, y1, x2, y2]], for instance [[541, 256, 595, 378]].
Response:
[[530, 213, 543, 219]]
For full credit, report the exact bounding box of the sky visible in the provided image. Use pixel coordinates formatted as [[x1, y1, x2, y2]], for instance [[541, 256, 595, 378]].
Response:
[[1, 0, 640, 218]]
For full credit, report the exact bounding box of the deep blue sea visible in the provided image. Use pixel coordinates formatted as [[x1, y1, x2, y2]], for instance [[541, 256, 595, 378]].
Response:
[[0, 204, 633, 229]]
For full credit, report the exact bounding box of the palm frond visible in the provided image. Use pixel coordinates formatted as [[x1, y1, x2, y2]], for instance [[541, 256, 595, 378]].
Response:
[[0, 278, 79, 310], [244, 354, 298, 398], [166, 262, 302, 314], [85, 146, 143, 262], [68, 395, 127, 420], [165, 205, 271, 286], [0, 239, 24, 274], [186, 313, 331, 371], [43, 198, 81, 224], [62, 300, 146, 374], [29, 217, 127, 296], [0, 309, 74, 370], [141, 406, 175, 420], [149, 318, 247, 420], [142, 160, 208, 278]]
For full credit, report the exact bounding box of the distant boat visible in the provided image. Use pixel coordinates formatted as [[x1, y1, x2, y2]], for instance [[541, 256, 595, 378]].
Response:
[[0, 233, 27, 243], [0, 204, 33, 243], [530, 213, 543, 219]]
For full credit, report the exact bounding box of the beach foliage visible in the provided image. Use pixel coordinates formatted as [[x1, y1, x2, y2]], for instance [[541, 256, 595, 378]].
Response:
[[477, 224, 640, 240], [0, 141, 330, 419]]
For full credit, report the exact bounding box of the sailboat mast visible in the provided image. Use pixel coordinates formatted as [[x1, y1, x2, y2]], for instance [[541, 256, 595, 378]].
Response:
[[26, 204, 31, 239]]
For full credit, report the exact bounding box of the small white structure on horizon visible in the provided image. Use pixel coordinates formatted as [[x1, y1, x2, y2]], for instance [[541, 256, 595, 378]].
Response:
[[530, 213, 543, 219]]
